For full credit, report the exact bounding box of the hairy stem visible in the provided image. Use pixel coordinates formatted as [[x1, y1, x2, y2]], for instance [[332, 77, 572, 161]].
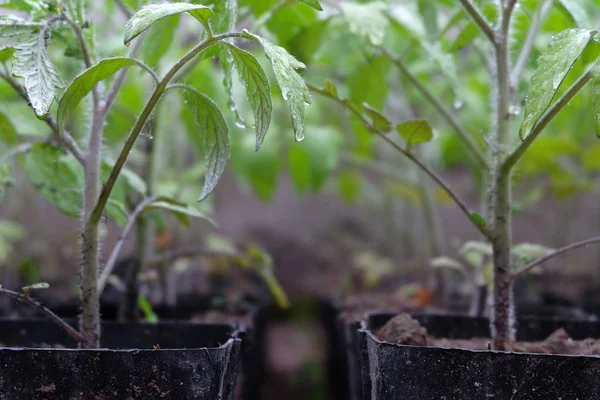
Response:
[[512, 236, 600, 280], [382, 50, 487, 168], [0, 288, 85, 344], [489, 2, 514, 350]]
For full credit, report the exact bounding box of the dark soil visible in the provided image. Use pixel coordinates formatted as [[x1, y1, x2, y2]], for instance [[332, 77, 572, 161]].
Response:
[[377, 313, 600, 356]]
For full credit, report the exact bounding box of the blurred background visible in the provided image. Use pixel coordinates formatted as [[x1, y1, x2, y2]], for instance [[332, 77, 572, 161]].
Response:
[[3, 0, 600, 398]]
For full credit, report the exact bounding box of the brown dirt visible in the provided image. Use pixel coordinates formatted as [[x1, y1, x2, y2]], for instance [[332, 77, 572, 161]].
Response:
[[376, 313, 600, 356]]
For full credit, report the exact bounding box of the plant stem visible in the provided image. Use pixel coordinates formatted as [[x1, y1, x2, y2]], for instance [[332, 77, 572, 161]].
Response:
[[90, 32, 244, 228], [489, 2, 514, 350], [510, 0, 551, 89], [382, 50, 487, 168], [308, 83, 491, 240], [99, 196, 156, 295], [457, 0, 497, 44], [0, 288, 85, 344], [113, 0, 133, 18], [512, 236, 600, 280], [0, 72, 85, 164]]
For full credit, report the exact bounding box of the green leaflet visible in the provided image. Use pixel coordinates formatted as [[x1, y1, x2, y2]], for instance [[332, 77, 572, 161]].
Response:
[[124, 3, 212, 45], [243, 30, 311, 142], [23, 143, 82, 217], [57, 57, 151, 135], [0, 112, 17, 144], [1, 17, 62, 118], [180, 86, 230, 201], [554, 0, 592, 29], [340, 1, 388, 46], [519, 29, 595, 139], [288, 126, 341, 194], [397, 119, 434, 150], [297, 0, 322, 11], [142, 196, 215, 227], [227, 44, 272, 150]]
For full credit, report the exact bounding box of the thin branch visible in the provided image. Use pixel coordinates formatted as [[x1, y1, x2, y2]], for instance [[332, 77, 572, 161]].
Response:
[[308, 83, 491, 240], [511, 0, 550, 88], [98, 196, 156, 294], [503, 69, 592, 173], [382, 49, 488, 168], [90, 32, 245, 227], [511, 236, 600, 280], [0, 288, 85, 344], [0, 72, 85, 164], [458, 0, 497, 44]]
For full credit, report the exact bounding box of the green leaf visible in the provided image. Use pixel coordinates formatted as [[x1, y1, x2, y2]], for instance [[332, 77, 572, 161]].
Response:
[[340, 1, 388, 46], [520, 29, 595, 139], [0, 47, 15, 62], [337, 171, 362, 204], [288, 126, 341, 194], [0, 163, 14, 202], [232, 132, 280, 202], [1, 18, 62, 118], [227, 44, 272, 150], [209, 0, 237, 33], [397, 119, 433, 149], [417, 0, 437, 41], [591, 62, 600, 137], [124, 3, 212, 45], [242, 30, 311, 142], [58, 58, 149, 135], [297, 0, 322, 11], [180, 87, 230, 201], [554, 0, 591, 28], [142, 14, 179, 67], [22, 282, 49, 291], [23, 143, 82, 217], [511, 243, 553, 264], [143, 196, 214, 227], [0, 112, 17, 144], [362, 103, 392, 133], [64, 0, 85, 25], [138, 295, 158, 323], [470, 212, 487, 231]]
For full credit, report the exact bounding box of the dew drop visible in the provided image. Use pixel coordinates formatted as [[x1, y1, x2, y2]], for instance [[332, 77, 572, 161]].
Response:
[[453, 99, 464, 110], [509, 105, 521, 116]]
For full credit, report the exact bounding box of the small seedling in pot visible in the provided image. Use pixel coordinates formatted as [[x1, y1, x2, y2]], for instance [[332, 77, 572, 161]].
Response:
[[0, 0, 313, 348], [309, 0, 600, 349], [432, 241, 553, 317]]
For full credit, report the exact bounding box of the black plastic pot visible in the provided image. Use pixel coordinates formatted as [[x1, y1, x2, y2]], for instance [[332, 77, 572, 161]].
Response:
[[11, 294, 268, 400], [0, 318, 242, 399], [359, 313, 600, 400]]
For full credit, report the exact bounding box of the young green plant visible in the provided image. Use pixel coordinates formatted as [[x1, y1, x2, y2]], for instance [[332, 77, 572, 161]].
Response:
[[310, 0, 600, 349], [0, 0, 313, 348]]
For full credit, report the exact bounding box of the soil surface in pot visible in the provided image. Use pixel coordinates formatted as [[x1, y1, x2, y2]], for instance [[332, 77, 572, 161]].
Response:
[[377, 313, 600, 355]]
